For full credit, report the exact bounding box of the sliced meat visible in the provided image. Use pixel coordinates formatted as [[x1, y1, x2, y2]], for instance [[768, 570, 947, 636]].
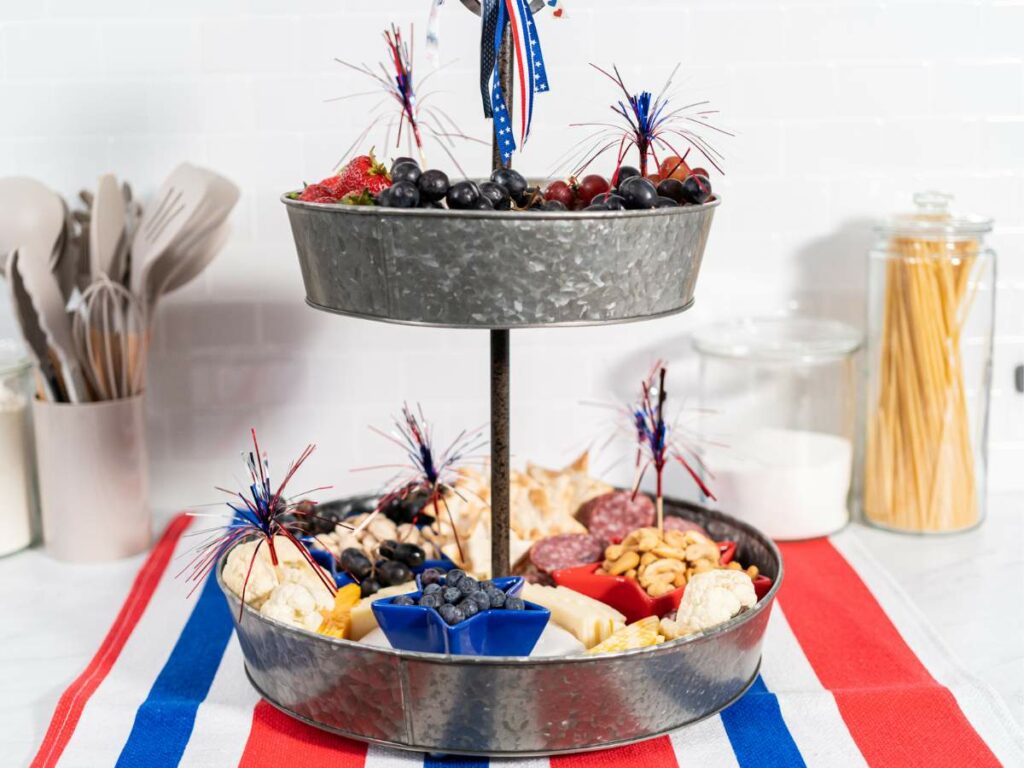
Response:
[[663, 515, 709, 538], [577, 491, 655, 544], [529, 533, 606, 575], [519, 562, 556, 586]]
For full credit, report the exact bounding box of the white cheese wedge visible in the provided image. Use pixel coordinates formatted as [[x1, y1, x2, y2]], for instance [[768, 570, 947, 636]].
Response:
[[348, 582, 417, 640], [522, 583, 626, 649]]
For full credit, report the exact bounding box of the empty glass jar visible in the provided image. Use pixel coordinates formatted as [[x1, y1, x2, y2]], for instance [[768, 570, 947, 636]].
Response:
[[692, 316, 861, 540]]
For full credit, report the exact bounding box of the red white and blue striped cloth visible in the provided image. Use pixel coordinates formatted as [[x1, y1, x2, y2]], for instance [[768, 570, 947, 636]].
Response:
[[31, 514, 1024, 767]]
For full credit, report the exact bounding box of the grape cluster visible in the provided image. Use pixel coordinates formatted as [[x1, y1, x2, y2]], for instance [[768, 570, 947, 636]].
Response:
[[392, 568, 526, 625], [341, 538, 427, 598]]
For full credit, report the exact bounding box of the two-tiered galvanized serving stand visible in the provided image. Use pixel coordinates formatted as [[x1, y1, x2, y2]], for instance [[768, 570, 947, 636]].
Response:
[[220, 2, 782, 756]]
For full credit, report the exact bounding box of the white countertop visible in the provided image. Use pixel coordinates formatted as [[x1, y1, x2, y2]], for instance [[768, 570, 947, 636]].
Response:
[[2, 497, 1021, 766]]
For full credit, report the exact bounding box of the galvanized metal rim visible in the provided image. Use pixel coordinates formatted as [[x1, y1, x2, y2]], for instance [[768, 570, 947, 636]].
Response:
[[281, 192, 720, 220], [303, 297, 696, 331], [217, 498, 783, 666], [245, 660, 762, 757]]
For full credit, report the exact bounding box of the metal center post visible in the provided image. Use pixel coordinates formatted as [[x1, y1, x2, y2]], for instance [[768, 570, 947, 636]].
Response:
[[490, 24, 514, 577]]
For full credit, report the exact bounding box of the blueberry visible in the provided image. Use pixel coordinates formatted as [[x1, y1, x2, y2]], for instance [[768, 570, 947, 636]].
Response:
[[392, 595, 416, 606], [468, 591, 491, 611], [420, 567, 445, 586], [374, 189, 390, 207], [438, 603, 465, 625], [390, 156, 418, 173], [470, 197, 495, 210], [615, 166, 640, 187], [359, 577, 381, 598], [604, 194, 627, 211], [378, 539, 399, 560], [418, 592, 443, 608], [445, 181, 481, 210], [477, 579, 494, 591], [457, 576, 479, 595], [585, 203, 606, 211], [618, 177, 658, 209], [377, 559, 412, 587], [394, 543, 426, 568], [505, 596, 525, 611], [479, 181, 511, 210], [419, 200, 445, 209], [656, 177, 687, 204], [446, 569, 466, 587], [387, 180, 420, 209], [460, 599, 480, 619], [543, 200, 568, 211], [680, 174, 712, 204], [655, 196, 679, 208], [417, 169, 449, 203], [340, 548, 373, 580], [391, 161, 421, 185], [442, 586, 462, 604], [490, 168, 528, 204], [423, 582, 443, 595], [487, 589, 506, 608]]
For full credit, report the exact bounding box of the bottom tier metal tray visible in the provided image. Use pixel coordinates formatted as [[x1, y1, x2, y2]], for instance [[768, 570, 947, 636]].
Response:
[[218, 497, 783, 757]]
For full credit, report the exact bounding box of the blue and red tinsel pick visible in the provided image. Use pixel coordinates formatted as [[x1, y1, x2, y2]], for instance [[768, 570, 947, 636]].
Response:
[[631, 364, 715, 530], [355, 404, 488, 565], [183, 430, 336, 613]]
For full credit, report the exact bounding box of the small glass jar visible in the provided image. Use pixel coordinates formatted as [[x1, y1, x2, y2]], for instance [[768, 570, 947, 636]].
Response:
[[692, 316, 862, 540], [0, 340, 36, 556], [862, 192, 994, 534]]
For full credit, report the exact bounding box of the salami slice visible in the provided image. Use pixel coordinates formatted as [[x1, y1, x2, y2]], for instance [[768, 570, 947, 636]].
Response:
[[663, 515, 709, 538], [529, 533, 606, 574], [576, 491, 655, 544]]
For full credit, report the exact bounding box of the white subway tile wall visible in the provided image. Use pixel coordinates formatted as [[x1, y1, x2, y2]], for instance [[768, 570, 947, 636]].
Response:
[[0, 0, 1021, 509]]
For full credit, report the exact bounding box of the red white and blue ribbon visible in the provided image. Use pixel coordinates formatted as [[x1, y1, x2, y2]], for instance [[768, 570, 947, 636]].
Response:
[[481, 0, 550, 163]]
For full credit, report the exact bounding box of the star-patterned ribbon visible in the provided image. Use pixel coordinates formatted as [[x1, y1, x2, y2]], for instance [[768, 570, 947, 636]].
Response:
[[482, 0, 550, 163]]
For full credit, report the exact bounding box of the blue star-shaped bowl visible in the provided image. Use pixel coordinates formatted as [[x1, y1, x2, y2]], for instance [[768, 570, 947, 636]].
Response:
[[372, 575, 550, 656]]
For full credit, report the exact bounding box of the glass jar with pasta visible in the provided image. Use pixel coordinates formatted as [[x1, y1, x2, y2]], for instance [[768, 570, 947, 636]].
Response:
[[863, 192, 995, 533]]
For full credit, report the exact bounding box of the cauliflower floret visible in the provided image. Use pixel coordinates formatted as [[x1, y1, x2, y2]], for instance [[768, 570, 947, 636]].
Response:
[[667, 569, 757, 637], [223, 536, 332, 610], [259, 583, 326, 632]]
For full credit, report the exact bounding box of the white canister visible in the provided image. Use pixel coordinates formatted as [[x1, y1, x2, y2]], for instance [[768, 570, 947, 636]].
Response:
[[692, 317, 862, 541], [34, 394, 150, 562], [0, 341, 36, 556]]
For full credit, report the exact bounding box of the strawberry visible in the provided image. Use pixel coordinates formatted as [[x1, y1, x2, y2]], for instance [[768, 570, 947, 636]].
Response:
[[297, 182, 336, 203], [334, 149, 391, 197]]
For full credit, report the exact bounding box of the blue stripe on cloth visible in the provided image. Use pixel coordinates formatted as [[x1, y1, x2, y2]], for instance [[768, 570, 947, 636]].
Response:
[[720, 675, 805, 768], [114, 573, 234, 768], [423, 755, 489, 767]]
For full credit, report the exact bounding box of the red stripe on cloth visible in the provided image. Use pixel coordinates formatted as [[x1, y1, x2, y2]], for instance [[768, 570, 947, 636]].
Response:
[[31, 514, 192, 768], [777, 539, 1000, 768], [550, 735, 678, 768], [238, 700, 368, 768]]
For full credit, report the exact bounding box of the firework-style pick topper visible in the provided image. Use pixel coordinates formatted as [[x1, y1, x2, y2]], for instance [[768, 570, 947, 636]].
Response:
[[354, 404, 488, 566], [182, 430, 338, 615], [630, 364, 716, 532], [479, 0, 551, 163], [331, 24, 485, 173], [564, 64, 731, 180]]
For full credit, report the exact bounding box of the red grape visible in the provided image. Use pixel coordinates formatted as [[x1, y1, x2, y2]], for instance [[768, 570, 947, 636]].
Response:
[[543, 180, 576, 207], [575, 174, 610, 206]]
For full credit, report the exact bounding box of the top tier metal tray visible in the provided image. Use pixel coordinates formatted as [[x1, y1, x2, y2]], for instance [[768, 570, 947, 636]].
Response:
[[282, 197, 719, 329]]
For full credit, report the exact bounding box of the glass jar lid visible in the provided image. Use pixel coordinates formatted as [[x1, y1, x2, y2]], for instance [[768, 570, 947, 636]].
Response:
[[877, 192, 992, 239], [691, 316, 862, 364], [0, 339, 31, 377]]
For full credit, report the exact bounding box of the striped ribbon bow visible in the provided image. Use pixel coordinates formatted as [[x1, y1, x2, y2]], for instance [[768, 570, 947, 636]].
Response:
[[480, 0, 550, 163]]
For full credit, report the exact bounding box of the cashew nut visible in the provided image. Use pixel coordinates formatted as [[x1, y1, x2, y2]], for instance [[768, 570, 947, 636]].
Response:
[[607, 550, 641, 576], [638, 558, 685, 588]]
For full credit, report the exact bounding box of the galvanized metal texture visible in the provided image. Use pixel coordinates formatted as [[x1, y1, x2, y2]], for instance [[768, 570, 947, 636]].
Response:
[[219, 497, 781, 757], [282, 197, 719, 329]]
